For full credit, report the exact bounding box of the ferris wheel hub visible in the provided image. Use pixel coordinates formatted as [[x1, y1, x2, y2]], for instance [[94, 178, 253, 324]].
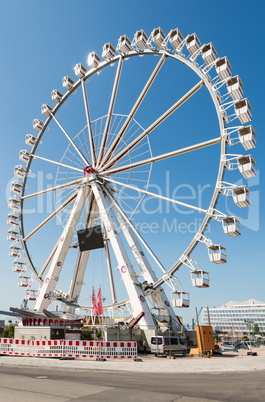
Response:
[[83, 166, 98, 176]]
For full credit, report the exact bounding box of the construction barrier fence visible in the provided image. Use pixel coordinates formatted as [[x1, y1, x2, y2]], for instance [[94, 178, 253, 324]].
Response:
[[0, 338, 138, 359]]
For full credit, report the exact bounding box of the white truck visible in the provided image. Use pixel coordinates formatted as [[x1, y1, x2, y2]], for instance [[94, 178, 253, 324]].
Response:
[[150, 335, 189, 356]]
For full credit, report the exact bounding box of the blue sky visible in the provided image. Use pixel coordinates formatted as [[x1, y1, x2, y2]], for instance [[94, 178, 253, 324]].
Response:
[[0, 0, 264, 326]]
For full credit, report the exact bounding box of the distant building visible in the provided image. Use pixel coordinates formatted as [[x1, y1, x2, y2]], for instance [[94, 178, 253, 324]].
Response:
[[202, 299, 265, 334]]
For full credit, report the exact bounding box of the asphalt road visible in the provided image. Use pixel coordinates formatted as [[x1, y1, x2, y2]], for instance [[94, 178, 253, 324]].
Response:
[[0, 365, 264, 401]]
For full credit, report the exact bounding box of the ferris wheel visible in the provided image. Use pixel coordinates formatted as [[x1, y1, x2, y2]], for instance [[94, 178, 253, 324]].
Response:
[[8, 28, 256, 331]]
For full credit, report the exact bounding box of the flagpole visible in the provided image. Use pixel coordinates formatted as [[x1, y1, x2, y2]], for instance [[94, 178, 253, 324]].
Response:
[[91, 287, 99, 336], [97, 287, 104, 339]]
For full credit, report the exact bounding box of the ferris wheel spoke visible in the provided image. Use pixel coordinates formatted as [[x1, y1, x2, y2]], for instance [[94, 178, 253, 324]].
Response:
[[63, 148, 88, 168], [114, 141, 151, 165], [97, 57, 124, 166], [23, 191, 78, 242], [99, 54, 167, 168], [102, 137, 220, 176], [51, 113, 90, 166], [103, 80, 205, 170], [105, 177, 207, 213], [32, 154, 84, 173], [81, 80, 97, 166], [56, 174, 81, 182], [22, 178, 83, 200], [76, 129, 91, 163]]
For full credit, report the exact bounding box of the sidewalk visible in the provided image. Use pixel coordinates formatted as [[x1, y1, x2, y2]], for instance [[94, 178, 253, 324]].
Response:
[[1, 346, 265, 373]]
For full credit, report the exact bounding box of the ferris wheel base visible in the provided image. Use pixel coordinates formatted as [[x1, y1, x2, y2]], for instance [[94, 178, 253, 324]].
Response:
[[9, 305, 185, 344]]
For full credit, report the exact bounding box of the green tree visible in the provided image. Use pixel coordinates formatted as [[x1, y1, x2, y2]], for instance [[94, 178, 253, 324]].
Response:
[[253, 323, 260, 334], [80, 328, 93, 340], [2, 323, 17, 338]]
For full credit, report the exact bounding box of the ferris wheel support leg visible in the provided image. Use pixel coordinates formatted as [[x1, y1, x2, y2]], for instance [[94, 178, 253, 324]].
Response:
[[109, 196, 181, 332], [34, 182, 89, 312], [66, 250, 91, 314], [66, 195, 99, 314], [90, 177, 155, 330], [104, 235, 118, 305]]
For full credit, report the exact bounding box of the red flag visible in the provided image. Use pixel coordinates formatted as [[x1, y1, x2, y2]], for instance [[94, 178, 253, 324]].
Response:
[[91, 287, 99, 316], [97, 287, 103, 315]]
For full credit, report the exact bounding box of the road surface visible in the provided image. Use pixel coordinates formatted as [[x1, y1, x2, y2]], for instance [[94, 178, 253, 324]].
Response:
[[0, 365, 264, 401]]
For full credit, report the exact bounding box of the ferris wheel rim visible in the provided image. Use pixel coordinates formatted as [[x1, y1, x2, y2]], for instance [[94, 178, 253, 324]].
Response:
[[10, 30, 253, 316]]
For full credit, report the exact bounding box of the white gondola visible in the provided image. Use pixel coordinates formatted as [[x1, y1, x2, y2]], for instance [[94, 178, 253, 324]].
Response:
[[41, 103, 53, 116], [151, 27, 166, 49], [12, 261, 26, 273], [215, 57, 232, 80], [7, 229, 20, 242], [51, 89, 63, 103], [172, 291, 190, 308], [227, 75, 244, 100], [8, 196, 20, 210], [102, 43, 116, 59], [10, 180, 23, 195], [186, 33, 201, 55], [25, 289, 38, 301], [18, 276, 31, 287], [87, 52, 101, 68], [134, 30, 149, 50], [74, 63, 88, 78], [168, 28, 184, 50], [62, 76, 75, 90], [237, 154, 256, 178], [14, 165, 26, 178], [222, 216, 241, 237], [117, 35, 132, 53], [19, 149, 31, 163], [9, 246, 22, 258], [232, 185, 250, 208], [7, 213, 19, 226], [238, 126, 256, 150], [33, 118, 45, 132], [235, 98, 252, 124], [191, 270, 209, 288], [201, 43, 217, 65], [208, 245, 227, 264], [25, 134, 37, 147]]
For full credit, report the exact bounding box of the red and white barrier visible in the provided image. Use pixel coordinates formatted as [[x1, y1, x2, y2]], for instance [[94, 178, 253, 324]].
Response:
[[0, 338, 30, 356], [0, 338, 138, 359]]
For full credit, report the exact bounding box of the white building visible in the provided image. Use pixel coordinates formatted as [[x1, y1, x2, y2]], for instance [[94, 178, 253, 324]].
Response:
[[202, 299, 265, 334]]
